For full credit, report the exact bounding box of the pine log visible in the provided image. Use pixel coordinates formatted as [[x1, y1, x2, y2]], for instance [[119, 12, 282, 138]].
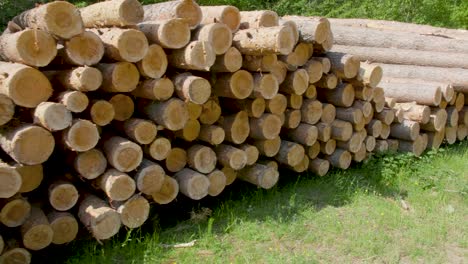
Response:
[[74, 149, 107, 180], [211, 47, 243, 72], [287, 94, 303, 110], [320, 139, 336, 155], [47, 211, 79, 245], [152, 176, 179, 204], [249, 114, 282, 140], [132, 78, 174, 101], [186, 102, 203, 121], [21, 206, 53, 251], [426, 130, 445, 149], [420, 108, 447, 132], [283, 109, 302, 129], [386, 105, 424, 124], [33, 102, 72, 131], [175, 119, 201, 142], [138, 19, 190, 49], [108, 94, 134, 122], [239, 10, 278, 29], [15, 164, 43, 193], [242, 54, 277, 72], [380, 124, 391, 139], [141, 98, 189, 131], [12, 1, 83, 39], [285, 123, 318, 146], [0, 162, 21, 198], [354, 62, 383, 88], [316, 122, 332, 142], [353, 144, 367, 162], [80, 0, 143, 27], [374, 140, 389, 153], [399, 134, 427, 157], [134, 159, 165, 196], [326, 52, 360, 79], [336, 133, 362, 153], [89, 28, 148, 62], [282, 16, 331, 44], [279, 19, 300, 44], [48, 181, 79, 211], [275, 140, 305, 167], [186, 145, 217, 174], [194, 99, 219, 125], [87, 100, 115, 126], [233, 26, 296, 55], [78, 194, 121, 240], [0, 197, 31, 227], [1, 124, 54, 165], [207, 170, 227, 197], [331, 120, 353, 141], [315, 74, 337, 90], [390, 120, 420, 141], [307, 141, 321, 159], [313, 30, 334, 53], [279, 42, 312, 69], [198, 125, 225, 145], [289, 155, 309, 173], [237, 164, 279, 189], [302, 59, 323, 83], [279, 69, 309, 95], [112, 195, 149, 229], [123, 118, 157, 145], [221, 166, 237, 186], [98, 169, 136, 201], [58, 31, 104, 66], [213, 70, 254, 99], [103, 136, 142, 172], [168, 41, 216, 71], [354, 86, 374, 101], [0, 94, 14, 126], [143, 0, 202, 29], [175, 168, 209, 200], [239, 144, 259, 166], [318, 83, 355, 107], [215, 144, 247, 170], [379, 81, 441, 106], [221, 98, 266, 118], [54, 67, 102, 92], [0, 29, 56, 67], [265, 94, 288, 115], [381, 77, 454, 102], [97, 62, 139, 93], [304, 84, 317, 100], [252, 136, 281, 157], [457, 125, 467, 141], [301, 99, 323, 125], [200, 5, 241, 31], [446, 107, 459, 127], [173, 73, 211, 104], [366, 120, 383, 138], [335, 107, 363, 125], [385, 97, 397, 108], [220, 111, 250, 144], [364, 136, 376, 152], [136, 44, 168, 79], [250, 73, 279, 100], [445, 125, 458, 144], [270, 61, 288, 84], [193, 23, 232, 55], [0, 246, 31, 264], [455, 93, 465, 112], [55, 90, 88, 114], [309, 158, 330, 176], [0, 62, 52, 108], [461, 107, 468, 125], [325, 149, 352, 169], [165, 148, 187, 173], [332, 45, 468, 69]]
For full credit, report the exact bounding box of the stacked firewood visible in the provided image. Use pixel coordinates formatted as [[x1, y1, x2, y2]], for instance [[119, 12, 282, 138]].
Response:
[[325, 18, 468, 153], [0, 1, 466, 263]]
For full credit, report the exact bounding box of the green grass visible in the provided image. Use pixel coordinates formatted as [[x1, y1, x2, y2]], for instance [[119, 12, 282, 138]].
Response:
[[43, 140, 468, 264]]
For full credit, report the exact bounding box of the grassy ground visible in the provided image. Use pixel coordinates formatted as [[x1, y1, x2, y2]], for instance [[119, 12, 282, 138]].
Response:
[[43, 140, 468, 264]]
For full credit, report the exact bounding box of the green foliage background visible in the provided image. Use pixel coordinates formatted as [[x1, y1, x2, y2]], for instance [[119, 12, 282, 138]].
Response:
[[1, 0, 467, 31]]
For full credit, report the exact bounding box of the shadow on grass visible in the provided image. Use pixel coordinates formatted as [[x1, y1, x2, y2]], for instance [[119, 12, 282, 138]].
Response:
[[43, 140, 467, 264]]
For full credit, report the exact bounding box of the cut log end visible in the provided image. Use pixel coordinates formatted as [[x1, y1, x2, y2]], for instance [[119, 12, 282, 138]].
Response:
[[35, 1, 84, 39], [309, 158, 330, 176], [207, 170, 226, 197], [21, 207, 53, 251], [152, 176, 179, 205], [145, 137, 171, 161], [34, 102, 72, 131], [104, 137, 143, 173], [109, 94, 134, 121], [99, 169, 136, 201], [74, 149, 107, 180], [49, 182, 79, 211], [188, 145, 217, 174], [63, 32, 104, 66], [117, 195, 150, 229], [78, 195, 121, 240], [90, 100, 115, 126], [137, 44, 168, 79], [222, 111, 250, 144], [175, 168, 210, 200], [58, 91, 89, 113], [98, 62, 139, 93], [0, 248, 31, 264], [0, 165, 22, 198], [238, 164, 279, 189], [48, 212, 79, 245], [165, 148, 187, 173], [135, 160, 165, 195], [0, 198, 31, 227]]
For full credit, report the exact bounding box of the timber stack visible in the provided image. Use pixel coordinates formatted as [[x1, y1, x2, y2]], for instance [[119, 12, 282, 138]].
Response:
[[0, 1, 466, 262]]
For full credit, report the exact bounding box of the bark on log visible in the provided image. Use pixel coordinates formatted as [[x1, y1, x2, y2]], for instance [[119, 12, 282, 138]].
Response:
[[221, 166, 237, 186], [0, 62, 52, 108], [326, 52, 360, 79], [239, 10, 278, 29], [282, 16, 331, 44], [457, 125, 467, 141], [113, 195, 149, 229], [336, 133, 362, 153], [33, 102, 72, 131], [89, 28, 148, 62], [165, 148, 187, 173], [335, 107, 363, 125], [173, 73, 211, 104], [143, 0, 202, 29], [199, 99, 222, 125], [304, 84, 317, 99], [74, 149, 107, 180], [237, 164, 279, 189], [96, 62, 139, 93], [390, 120, 420, 141], [47, 211, 79, 245], [200, 5, 241, 32], [192, 23, 232, 55], [330, 120, 353, 141], [379, 81, 442, 106], [211, 47, 243, 72], [275, 140, 305, 167], [21, 206, 53, 251], [136, 44, 168, 79], [78, 194, 121, 240], [58, 31, 104, 66], [426, 130, 445, 149], [12, 1, 83, 39], [316, 122, 332, 142], [80, 0, 143, 27], [175, 168, 209, 200], [138, 19, 191, 49], [445, 126, 457, 144], [233, 26, 296, 55], [122, 118, 157, 145], [250, 73, 279, 99], [366, 120, 383, 138], [283, 109, 302, 129], [221, 98, 266, 118], [381, 77, 454, 102], [239, 144, 259, 166], [374, 108, 396, 125], [354, 86, 374, 101], [198, 125, 225, 145], [399, 134, 427, 157], [446, 107, 459, 127], [285, 123, 318, 146], [317, 83, 355, 107], [365, 136, 376, 152], [420, 108, 447, 132], [0, 196, 30, 227], [98, 169, 136, 201], [380, 123, 391, 139], [280, 19, 300, 44], [320, 139, 336, 155], [152, 176, 179, 205], [315, 73, 338, 90], [302, 59, 323, 83], [0, 162, 21, 198], [103, 136, 143, 172], [279, 69, 309, 95], [279, 42, 312, 69]]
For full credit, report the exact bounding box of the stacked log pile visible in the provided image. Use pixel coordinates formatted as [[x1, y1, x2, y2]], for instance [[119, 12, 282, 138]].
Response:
[[0, 1, 466, 262]]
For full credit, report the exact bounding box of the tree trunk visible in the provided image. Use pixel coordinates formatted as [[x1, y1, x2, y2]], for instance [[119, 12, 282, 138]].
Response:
[[211, 47, 243, 72], [326, 52, 360, 79], [320, 139, 336, 155], [275, 140, 305, 167], [309, 158, 330, 176], [143, 0, 202, 29], [192, 23, 232, 55], [420, 108, 447, 132], [317, 83, 355, 107], [134, 159, 165, 196], [336, 133, 362, 153], [335, 107, 363, 125], [354, 86, 374, 101], [138, 19, 190, 49], [220, 111, 250, 144], [302, 59, 323, 84], [252, 136, 281, 157], [187, 145, 217, 174], [198, 125, 225, 145], [78, 194, 121, 240], [330, 120, 353, 141], [168, 41, 216, 71], [283, 109, 302, 129], [325, 149, 352, 169], [279, 42, 313, 69], [221, 98, 266, 118], [239, 144, 259, 166], [221, 166, 237, 186], [53, 67, 102, 92], [379, 81, 442, 106], [108, 94, 134, 122], [215, 144, 247, 170], [242, 54, 277, 72], [213, 71, 254, 99], [279, 69, 309, 95], [80, 0, 143, 27], [200, 5, 241, 31], [285, 123, 318, 146], [122, 118, 157, 145], [374, 108, 396, 125], [86, 100, 115, 126], [249, 114, 282, 140], [266, 94, 288, 115], [0, 246, 31, 264], [390, 120, 420, 141]]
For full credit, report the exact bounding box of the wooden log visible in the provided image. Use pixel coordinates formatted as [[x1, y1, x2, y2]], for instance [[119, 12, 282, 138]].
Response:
[[47, 211, 78, 245], [332, 45, 468, 69], [307, 141, 321, 159], [385, 97, 397, 108], [206, 170, 226, 197], [250, 73, 279, 100], [353, 144, 367, 162], [265, 94, 288, 115], [1, 124, 54, 165], [316, 122, 332, 142], [132, 78, 174, 101], [193, 23, 232, 55], [336, 133, 362, 153], [354, 86, 374, 101], [420, 109, 447, 132], [221, 166, 237, 186], [275, 140, 305, 167], [318, 83, 355, 107], [290, 155, 310, 173], [199, 99, 222, 125], [282, 16, 331, 44], [211, 47, 243, 73], [122, 119, 157, 145], [374, 140, 389, 153], [330, 120, 353, 141], [143, 0, 202, 29], [0, 94, 14, 126], [366, 120, 383, 138], [455, 93, 465, 112], [239, 10, 278, 29], [393, 103, 430, 124], [270, 61, 288, 84], [14, 164, 43, 194], [233, 26, 296, 55], [287, 94, 303, 110], [87, 100, 115, 126], [0, 29, 56, 67], [21, 206, 53, 251], [175, 119, 200, 142], [381, 77, 454, 102], [279, 69, 309, 95], [320, 139, 336, 155], [0, 246, 31, 264], [58, 31, 104, 66], [390, 120, 420, 141], [335, 107, 363, 125], [134, 159, 165, 196], [304, 84, 317, 100], [426, 130, 445, 149], [279, 43, 313, 69], [215, 144, 247, 170], [214, 70, 254, 99], [80, 0, 143, 27], [33, 102, 72, 132], [74, 149, 107, 180], [446, 107, 459, 127], [0, 196, 30, 227], [138, 19, 190, 49], [103, 136, 142, 172], [165, 148, 187, 173], [457, 124, 467, 141], [326, 52, 361, 79], [315, 74, 338, 90], [221, 98, 265, 118], [12, 1, 83, 39], [0, 162, 21, 199], [220, 111, 250, 144], [0, 62, 52, 108], [313, 30, 334, 53], [249, 114, 282, 140], [302, 59, 323, 84], [237, 164, 279, 189], [186, 145, 217, 174], [97, 62, 139, 93], [173, 73, 211, 104], [112, 195, 149, 229], [283, 109, 302, 129], [89, 28, 148, 62], [325, 149, 352, 169], [380, 123, 391, 139], [286, 123, 318, 146], [198, 125, 225, 145], [318, 104, 336, 125], [53, 67, 102, 92], [364, 136, 376, 152], [399, 134, 427, 157], [379, 81, 441, 106], [141, 98, 189, 131], [78, 194, 121, 240], [301, 99, 323, 125], [242, 54, 277, 72], [48, 181, 79, 211], [239, 144, 259, 166], [151, 176, 179, 204], [309, 158, 330, 176], [175, 168, 209, 200], [186, 102, 203, 121], [385, 139, 399, 152], [62, 119, 99, 152], [354, 62, 383, 88], [200, 5, 241, 31], [445, 125, 458, 144], [461, 107, 468, 125], [352, 100, 373, 120], [136, 44, 168, 79], [168, 41, 216, 71], [98, 169, 136, 201], [252, 136, 281, 157]]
